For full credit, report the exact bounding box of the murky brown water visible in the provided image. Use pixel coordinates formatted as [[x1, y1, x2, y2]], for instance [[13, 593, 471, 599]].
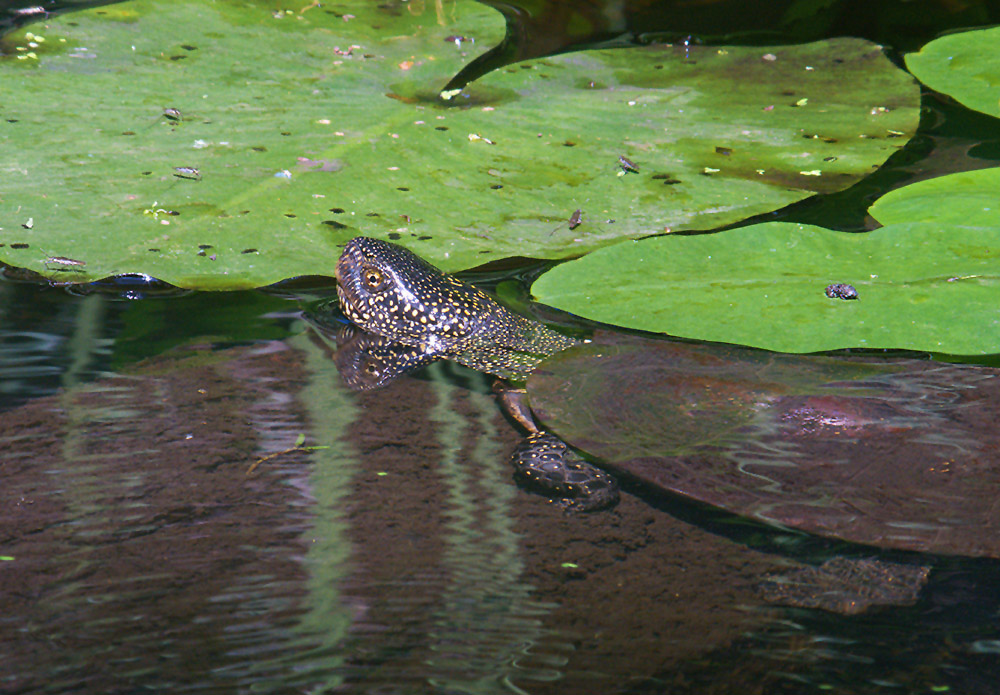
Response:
[[3, 284, 1000, 694]]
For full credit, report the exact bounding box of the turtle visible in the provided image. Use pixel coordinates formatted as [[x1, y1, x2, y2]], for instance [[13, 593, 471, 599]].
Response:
[[316, 236, 1000, 619], [326, 236, 1000, 563], [332, 235, 620, 510]]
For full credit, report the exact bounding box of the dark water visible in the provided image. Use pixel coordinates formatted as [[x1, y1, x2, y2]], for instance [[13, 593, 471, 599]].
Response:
[[5, 1, 1000, 693]]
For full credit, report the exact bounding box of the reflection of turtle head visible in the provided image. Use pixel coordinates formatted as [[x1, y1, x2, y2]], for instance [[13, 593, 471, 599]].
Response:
[[336, 236, 497, 353], [333, 324, 438, 391]]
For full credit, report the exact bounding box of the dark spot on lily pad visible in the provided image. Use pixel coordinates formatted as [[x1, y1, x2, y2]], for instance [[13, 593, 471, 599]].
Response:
[[148, 248, 160, 252], [323, 220, 349, 229], [715, 147, 733, 156], [122, 131, 136, 136], [366, 212, 380, 217], [388, 232, 402, 240], [10, 243, 29, 249], [198, 244, 213, 249], [652, 174, 681, 185], [435, 126, 449, 131], [397, 187, 410, 191], [180, 44, 197, 50], [241, 248, 258, 254], [417, 235, 432, 241], [491, 185, 503, 189], [168, 55, 186, 61], [329, 207, 346, 214], [252, 146, 267, 152], [284, 213, 296, 218]]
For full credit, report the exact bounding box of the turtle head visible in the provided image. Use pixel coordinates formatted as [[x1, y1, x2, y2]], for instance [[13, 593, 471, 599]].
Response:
[[335, 237, 491, 353]]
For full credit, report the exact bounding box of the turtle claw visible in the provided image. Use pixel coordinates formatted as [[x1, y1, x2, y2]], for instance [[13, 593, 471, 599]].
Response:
[[511, 432, 619, 511]]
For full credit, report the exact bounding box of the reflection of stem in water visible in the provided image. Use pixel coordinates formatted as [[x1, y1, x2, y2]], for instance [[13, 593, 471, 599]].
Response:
[[62, 294, 106, 389], [254, 331, 357, 690], [427, 366, 564, 692]]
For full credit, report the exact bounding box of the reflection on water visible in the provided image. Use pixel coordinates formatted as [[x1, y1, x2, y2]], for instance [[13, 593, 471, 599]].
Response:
[[2, 285, 1000, 694]]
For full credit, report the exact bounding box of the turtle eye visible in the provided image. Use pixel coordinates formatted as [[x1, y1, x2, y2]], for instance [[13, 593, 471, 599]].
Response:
[[363, 267, 385, 290]]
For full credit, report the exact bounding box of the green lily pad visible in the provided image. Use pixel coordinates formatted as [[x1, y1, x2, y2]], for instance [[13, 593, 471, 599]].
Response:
[[905, 26, 1000, 119], [531, 221, 1000, 354], [869, 167, 1000, 226], [0, 0, 918, 288]]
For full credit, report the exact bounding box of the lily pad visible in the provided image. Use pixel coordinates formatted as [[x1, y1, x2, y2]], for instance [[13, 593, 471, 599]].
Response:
[[527, 334, 1000, 557], [869, 167, 1000, 226], [531, 221, 1000, 354], [0, 0, 918, 288], [905, 26, 1000, 119]]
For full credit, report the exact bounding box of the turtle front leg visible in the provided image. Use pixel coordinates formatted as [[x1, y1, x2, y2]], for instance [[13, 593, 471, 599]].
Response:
[[494, 382, 619, 511]]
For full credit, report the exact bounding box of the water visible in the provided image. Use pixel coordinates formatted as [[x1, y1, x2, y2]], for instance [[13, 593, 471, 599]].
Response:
[[6, 268, 1000, 695], [4, 0, 1000, 693]]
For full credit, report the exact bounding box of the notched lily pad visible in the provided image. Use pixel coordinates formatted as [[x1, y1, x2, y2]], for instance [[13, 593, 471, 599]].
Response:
[[905, 26, 1000, 119], [0, 0, 918, 288], [527, 334, 1000, 557], [869, 167, 1000, 226], [531, 221, 1000, 355]]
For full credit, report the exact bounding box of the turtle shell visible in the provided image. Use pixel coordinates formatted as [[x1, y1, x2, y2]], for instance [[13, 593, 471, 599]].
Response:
[[526, 332, 1000, 557]]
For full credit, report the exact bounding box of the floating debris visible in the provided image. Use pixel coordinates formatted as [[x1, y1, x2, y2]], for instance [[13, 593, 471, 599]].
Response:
[[163, 107, 182, 122], [12, 6, 47, 17]]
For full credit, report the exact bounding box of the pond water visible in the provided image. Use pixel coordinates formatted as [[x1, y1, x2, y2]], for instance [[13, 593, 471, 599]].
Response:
[[5, 1, 1000, 694]]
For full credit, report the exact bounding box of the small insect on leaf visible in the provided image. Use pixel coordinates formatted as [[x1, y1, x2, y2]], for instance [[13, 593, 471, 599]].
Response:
[[46, 256, 86, 267], [825, 283, 858, 300], [618, 155, 639, 173], [163, 107, 182, 122], [173, 166, 201, 180], [568, 209, 583, 230]]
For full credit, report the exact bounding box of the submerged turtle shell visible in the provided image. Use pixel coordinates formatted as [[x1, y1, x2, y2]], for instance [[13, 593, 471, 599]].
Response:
[[527, 332, 1000, 558]]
